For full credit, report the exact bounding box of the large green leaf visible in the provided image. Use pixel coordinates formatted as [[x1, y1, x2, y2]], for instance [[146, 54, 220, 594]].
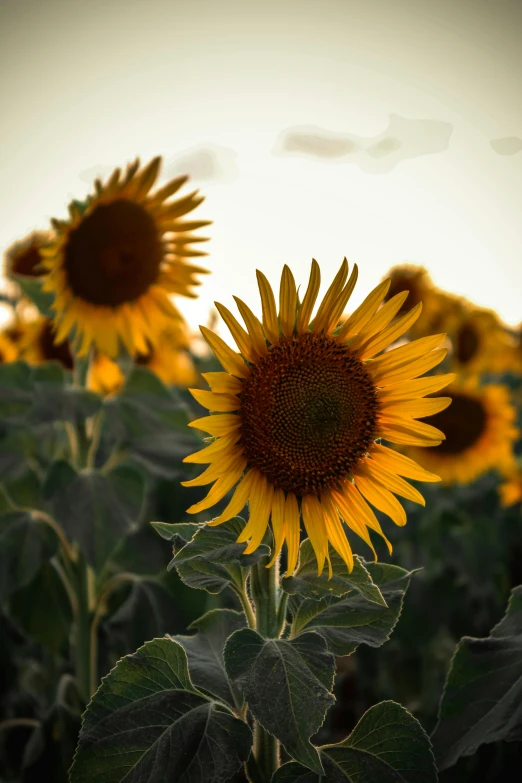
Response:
[[273, 700, 437, 782], [171, 516, 270, 594], [289, 562, 413, 656], [15, 276, 55, 317], [282, 540, 386, 606], [224, 628, 335, 774], [45, 461, 145, 571], [174, 608, 246, 707], [151, 519, 202, 548], [3, 469, 45, 510], [70, 637, 252, 783], [431, 585, 522, 771], [103, 367, 197, 477], [0, 511, 58, 600]]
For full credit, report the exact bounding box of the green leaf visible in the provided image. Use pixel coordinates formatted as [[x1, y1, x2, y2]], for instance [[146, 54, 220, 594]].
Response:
[[45, 461, 145, 571], [273, 700, 437, 782], [3, 469, 45, 510], [282, 540, 386, 605], [0, 426, 39, 479], [9, 562, 72, 653], [431, 585, 522, 771], [0, 512, 58, 600], [0, 361, 33, 420], [104, 367, 197, 478], [70, 637, 252, 783], [224, 628, 335, 774], [171, 516, 270, 594], [14, 275, 55, 316], [151, 519, 202, 548], [174, 608, 246, 707], [289, 562, 413, 656]]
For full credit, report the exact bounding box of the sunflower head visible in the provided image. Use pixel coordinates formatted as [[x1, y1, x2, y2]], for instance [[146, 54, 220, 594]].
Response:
[[4, 231, 51, 281], [405, 380, 518, 484], [41, 157, 210, 358], [183, 258, 454, 576], [448, 305, 516, 375]]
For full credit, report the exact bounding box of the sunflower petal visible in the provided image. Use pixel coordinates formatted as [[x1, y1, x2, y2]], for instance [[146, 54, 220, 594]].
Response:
[[360, 303, 422, 359], [183, 433, 241, 464], [313, 258, 349, 333], [361, 459, 425, 505], [371, 444, 441, 482], [355, 475, 407, 526], [201, 372, 244, 394], [302, 495, 328, 576], [279, 265, 298, 337], [215, 302, 259, 362], [284, 493, 301, 575], [267, 488, 287, 567], [200, 326, 250, 378], [189, 388, 240, 412], [337, 279, 391, 341], [186, 458, 246, 514], [256, 270, 280, 345], [321, 493, 354, 571], [296, 259, 321, 333], [208, 469, 256, 526], [181, 448, 245, 486], [233, 297, 268, 357], [188, 414, 241, 436], [380, 396, 452, 419]]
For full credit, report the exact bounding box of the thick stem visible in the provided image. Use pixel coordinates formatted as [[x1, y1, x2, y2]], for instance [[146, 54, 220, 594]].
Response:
[[249, 552, 282, 780], [74, 553, 93, 703]]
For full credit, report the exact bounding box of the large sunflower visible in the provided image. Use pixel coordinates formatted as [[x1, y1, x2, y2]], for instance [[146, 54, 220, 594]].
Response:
[[405, 380, 518, 484], [447, 305, 517, 376], [4, 230, 50, 280], [182, 259, 454, 575], [41, 157, 210, 357]]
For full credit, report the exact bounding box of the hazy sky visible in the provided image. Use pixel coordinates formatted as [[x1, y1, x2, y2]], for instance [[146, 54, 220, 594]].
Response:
[[1, 0, 521, 338]]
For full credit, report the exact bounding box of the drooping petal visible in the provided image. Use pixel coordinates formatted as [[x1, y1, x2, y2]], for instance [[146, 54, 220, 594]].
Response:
[[302, 495, 328, 575], [208, 469, 257, 526], [370, 443, 441, 482], [284, 493, 301, 575], [355, 474, 407, 526]]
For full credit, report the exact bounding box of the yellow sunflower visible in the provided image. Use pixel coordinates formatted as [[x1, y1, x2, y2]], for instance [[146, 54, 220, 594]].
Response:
[[405, 380, 518, 485], [20, 316, 74, 371], [382, 264, 458, 339], [182, 258, 454, 576], [447, 304, 516, 376], [41, 157, 210, 358], [0, 331, 18, 364], [89, 320, 198, 395], [4, 230, 51, 280], [498, 467, 522, 507]]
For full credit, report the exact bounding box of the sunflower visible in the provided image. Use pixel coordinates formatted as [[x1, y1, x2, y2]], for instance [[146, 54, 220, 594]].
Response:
[[41, 157, 210, 357], [89, 320, 198, 395], [4, 230, 50, 280], [182, 258, 454, 576], [498, 467, 522, 507], [0, 331, 18, 364], [382, 264, 458, 339], [405, 380, 518, 485], [447, 304, 516, 376], [20, 317, 74, 371]]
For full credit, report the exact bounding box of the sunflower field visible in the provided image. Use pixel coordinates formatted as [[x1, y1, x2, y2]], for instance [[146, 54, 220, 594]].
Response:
[[0, 157, 521, 783]]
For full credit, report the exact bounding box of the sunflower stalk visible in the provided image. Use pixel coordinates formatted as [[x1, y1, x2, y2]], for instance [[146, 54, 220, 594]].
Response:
[[73, 551, 94, 703]]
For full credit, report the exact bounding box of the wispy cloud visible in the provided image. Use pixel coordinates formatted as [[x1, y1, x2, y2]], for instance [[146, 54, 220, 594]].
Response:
[[490, 137, 522, 156]]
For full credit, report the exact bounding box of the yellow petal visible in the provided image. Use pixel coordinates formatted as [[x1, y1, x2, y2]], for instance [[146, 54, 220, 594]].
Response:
[[183, 433, 241, 464], [181, 448, 245, 487], [359, 303, 422, 359], [335, 481, 392, 554], [256, 270, 279, 345], [200, 326, 250, 378], [330, 486, 378, 560], [267, 487, 287, 567], [301, 495, 328, 576], [186, 458, 246, 514], [284, 492, 301, 575], [188, 414, 242, 437], [321, 493, 354, 572], [324, 263, 359, 334], [233, 297, 268, 357], [189, 388, 240, 412], [237, 473, 274, 553], [361, 460, 425, 505], [215, 302, 259, 363], [368, 334, 447, 375], [371, 348, 447, 386], [208, 469, 256, 526], [202, 372, 244, 394], [379, 415, 445, 442], [370, 444, 441, 483], [279, 265, 298, 337], [380, 396, 452, 419], [355, 475, 407, 526], [351, 291, 409, 350], [337, 279, 391, 341], [313, 258, 349, 333], [378, 373, 456, 403], [297, 259, 321, 334]]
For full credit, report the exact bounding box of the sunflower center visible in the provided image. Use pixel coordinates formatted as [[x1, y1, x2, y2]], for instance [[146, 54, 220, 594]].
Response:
[[428, 392, 486, 455], [40, 321, 74, 370], [64, 199, 162, 307], [456, 322, 479, 364], [13, 247, 43, 277], [239, 332, 379, 495]]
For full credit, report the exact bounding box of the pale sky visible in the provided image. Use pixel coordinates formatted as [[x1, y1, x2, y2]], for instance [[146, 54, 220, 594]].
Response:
[[1, 0, 521, 341]]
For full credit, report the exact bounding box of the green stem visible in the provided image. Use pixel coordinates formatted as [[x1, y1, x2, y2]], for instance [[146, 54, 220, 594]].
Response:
[[74, 552, 93, 703], [249, 552, 282, 780], [87, 408, 104, 469]]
